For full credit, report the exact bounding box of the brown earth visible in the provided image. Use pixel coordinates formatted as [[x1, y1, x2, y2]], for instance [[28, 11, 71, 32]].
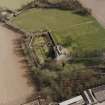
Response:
[[0, 25, 35, 105]]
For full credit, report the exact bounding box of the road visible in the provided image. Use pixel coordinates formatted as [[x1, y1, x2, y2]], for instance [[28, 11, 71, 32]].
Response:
[[79, 0, 105, 27], [0, 25, 35, 105]]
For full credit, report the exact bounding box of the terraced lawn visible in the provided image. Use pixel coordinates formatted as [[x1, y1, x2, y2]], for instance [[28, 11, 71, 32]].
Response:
[[10, 8, 105, 51], [0, 0, 32, 10]]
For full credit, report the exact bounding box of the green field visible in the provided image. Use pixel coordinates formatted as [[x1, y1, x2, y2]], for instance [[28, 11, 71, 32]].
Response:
[[0, 0, 32, 10], [11, 8, 105, 51]]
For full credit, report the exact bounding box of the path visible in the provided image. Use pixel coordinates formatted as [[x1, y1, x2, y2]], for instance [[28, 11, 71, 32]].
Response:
[[0, 25, 35, 105]]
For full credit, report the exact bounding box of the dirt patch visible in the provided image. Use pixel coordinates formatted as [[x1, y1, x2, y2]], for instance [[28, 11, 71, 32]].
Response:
[[0, 25, 35, 105]]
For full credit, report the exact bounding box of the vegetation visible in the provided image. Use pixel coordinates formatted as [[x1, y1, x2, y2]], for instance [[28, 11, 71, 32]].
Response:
[[16, 8, 105, 102], [33, 61, 105, 102], [5, 0, 105, 102]]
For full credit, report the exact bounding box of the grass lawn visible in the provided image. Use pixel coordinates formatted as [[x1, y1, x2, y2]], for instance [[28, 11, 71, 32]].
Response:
[[0, 0, 32, 10], [10, 8, 105, 51]]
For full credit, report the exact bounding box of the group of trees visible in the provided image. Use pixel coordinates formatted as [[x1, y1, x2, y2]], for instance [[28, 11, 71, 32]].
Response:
[[19, 0, 91, 15], [34, 0, 91, 15], [20, 31, 105, 102], [17, 33, 105, 102], [32, 56, 105, 102]]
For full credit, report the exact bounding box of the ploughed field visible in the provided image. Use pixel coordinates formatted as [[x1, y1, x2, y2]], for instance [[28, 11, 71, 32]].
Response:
[[0, 0, 32, 10], [10, 8, 105, 51], [0, 25, 34, 105]]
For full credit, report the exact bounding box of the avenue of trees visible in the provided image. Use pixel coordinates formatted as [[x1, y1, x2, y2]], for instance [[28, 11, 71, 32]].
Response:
[[36, 0, 91, 15]]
